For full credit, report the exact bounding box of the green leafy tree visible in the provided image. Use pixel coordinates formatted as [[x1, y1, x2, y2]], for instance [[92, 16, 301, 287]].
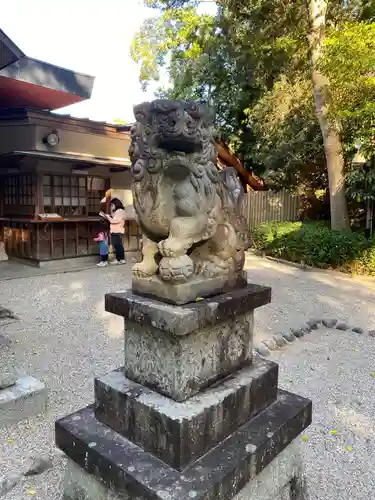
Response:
[[132, 0, 375, 230], [321, 21, 375, 157], [131, 1, 308, 173], [249, 75, 327, 191], [306, 0, 350, 230]]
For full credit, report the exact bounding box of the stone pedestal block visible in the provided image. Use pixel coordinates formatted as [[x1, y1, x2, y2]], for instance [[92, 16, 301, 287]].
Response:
[[105, 284, 271, 337], [56, 391, 311, 500], [57, 282, 312, 500], [95, 359, 278, 470], [63, 440, 307, 500], [105, 285, 271, 402], [0, 376, 47, 428], [233, 440, 307, 500], [123, 312, 253, 401]]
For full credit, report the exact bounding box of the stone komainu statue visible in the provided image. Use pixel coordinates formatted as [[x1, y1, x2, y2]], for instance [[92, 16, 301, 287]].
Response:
[[129, 99, 251, 284]]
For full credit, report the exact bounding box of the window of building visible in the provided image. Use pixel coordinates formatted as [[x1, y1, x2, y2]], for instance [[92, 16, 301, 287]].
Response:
[[88, 177, 106, 216], [43, 175, 108, 216], [4, 175, 34, 206]]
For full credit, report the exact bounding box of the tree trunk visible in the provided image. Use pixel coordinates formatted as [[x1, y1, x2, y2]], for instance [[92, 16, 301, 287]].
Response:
[[306, 0, 350, 231]]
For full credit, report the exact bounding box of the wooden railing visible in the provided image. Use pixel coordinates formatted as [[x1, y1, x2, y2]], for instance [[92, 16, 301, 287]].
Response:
[[122, 219, 142, 256], [0, 217, 142, 262]]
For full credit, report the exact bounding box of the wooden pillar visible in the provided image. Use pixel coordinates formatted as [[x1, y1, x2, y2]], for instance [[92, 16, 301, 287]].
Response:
[[35, 172, 43, 217]]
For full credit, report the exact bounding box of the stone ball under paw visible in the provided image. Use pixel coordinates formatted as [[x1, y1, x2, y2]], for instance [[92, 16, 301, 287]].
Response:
[[159, 255, 194, 283]]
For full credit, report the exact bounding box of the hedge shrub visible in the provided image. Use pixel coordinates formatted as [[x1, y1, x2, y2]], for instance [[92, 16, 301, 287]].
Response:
[[252, 221, 375, 275]]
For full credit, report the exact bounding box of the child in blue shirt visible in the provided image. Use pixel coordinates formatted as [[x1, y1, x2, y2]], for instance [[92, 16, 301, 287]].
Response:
[[94, 227, 109, 267]]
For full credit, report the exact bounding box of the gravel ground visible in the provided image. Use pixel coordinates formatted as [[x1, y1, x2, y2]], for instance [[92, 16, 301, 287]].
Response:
[[245, 254, 375, 340], [270, 328, 375, 500], [0, 256, 374, 499], [0, 264, 130, 499]]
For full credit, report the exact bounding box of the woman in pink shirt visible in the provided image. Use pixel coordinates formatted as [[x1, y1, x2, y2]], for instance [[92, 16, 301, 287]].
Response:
[[100, 198, 126, 265]]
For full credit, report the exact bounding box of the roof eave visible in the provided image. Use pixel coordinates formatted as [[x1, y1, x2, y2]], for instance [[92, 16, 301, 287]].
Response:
[[0, 57, 95, 100], [0, 29, 25, 70]]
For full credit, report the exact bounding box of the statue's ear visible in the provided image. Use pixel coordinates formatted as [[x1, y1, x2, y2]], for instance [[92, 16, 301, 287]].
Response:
[[133, 102, 152, 123]]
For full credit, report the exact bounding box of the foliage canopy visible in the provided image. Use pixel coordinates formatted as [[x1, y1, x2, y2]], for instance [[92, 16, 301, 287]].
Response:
[[132, 0, 375, 190]]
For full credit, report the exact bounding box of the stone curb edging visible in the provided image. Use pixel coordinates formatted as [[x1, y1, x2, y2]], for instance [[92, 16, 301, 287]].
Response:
[[247, 250, 313, 271], [247, 250, 375, 279], [254, 319, 375, 358]]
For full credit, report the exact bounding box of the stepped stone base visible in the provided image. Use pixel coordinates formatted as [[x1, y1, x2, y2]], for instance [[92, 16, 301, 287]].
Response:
[[0, 376, 47, 428], [58, 283, 311, 500], [63, 440, 307, 500], [233, 440, 307, 500], [56, 390, 311, 500], [95, 359, 279, 470]]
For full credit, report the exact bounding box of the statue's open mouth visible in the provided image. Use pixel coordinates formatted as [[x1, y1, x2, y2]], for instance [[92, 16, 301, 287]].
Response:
[[163, 154, 191, 179]]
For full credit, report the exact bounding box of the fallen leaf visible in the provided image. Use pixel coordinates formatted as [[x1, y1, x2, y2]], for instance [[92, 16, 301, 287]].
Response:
[[301, 435, 309, 442], [196, 297, 204, 302], [371, 373, 375, 379], [28, 488, 37, 496], [7, 439, 13, 445], [330, 429, 337, 436], [345, 445, 353, 452], [353, 349, 360, 353]]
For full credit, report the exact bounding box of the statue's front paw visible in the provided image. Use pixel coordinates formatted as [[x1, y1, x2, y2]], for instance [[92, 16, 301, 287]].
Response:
[[158, 237, 188, 258], [132, 261, 157, 278]]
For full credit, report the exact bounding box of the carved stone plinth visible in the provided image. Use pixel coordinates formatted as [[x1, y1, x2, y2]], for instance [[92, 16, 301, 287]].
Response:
[[104, 285, 269, 401], [57, 284, 311, 500], [57, 391, 311, 500], [94, 359, 278, 470], [62, 439, 308, 500]]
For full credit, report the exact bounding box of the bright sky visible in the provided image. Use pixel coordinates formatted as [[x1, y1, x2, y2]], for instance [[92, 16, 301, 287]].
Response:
[[1, 0, 159, 123], [2, 0, 217, 124]]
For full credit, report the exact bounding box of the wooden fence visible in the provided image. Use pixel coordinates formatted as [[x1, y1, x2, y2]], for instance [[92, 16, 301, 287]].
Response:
[[241, 190, 301, 229]]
